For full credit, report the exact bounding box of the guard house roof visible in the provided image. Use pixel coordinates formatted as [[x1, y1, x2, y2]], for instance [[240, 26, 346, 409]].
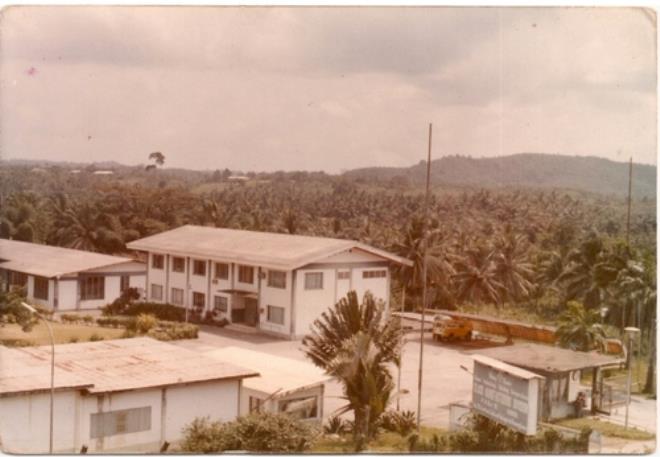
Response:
[[205, 347, 330, 397], [0, 239, 138, 278], [126, 225, 412, 270], [473, 343, 623, 375], [0, 338, 258, 397]]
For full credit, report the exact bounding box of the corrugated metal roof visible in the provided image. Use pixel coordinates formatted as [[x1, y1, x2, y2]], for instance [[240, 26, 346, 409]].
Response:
[[0, 338, 258, 396], [126, 225, 412, 270], [473, 343, 623, 374], [0, 239, 139, 278], [205, 347, 329, 396]]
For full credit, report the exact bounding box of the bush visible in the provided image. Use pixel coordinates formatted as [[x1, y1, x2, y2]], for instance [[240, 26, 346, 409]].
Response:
[[96, 316, 135, 329], [82, 315, 94, 324], [89, 333, 103, 342], [448, 413, 590, 453], [147, 321, 198, 341], [324, 416, 349, 435], [68, 336, 79, 343], [379, 410, 416, 436], [135, 313, 158, 333], [407, 432, 446, 452], [180, 413, 318, 453], [60, 313, 82, 324], [103, 301, 186, 322]]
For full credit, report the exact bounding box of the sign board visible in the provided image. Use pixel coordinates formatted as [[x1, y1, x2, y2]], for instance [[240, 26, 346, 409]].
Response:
[[472, 355, 543, 435]]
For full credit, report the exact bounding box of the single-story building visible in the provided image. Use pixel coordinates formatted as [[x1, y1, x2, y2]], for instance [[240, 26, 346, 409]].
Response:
[[126, 225, 411, 339], [0, 338, 258, 453], [0, 239, 146, 311], [474, 343, 623, 420], [206, 346, 329, 423]]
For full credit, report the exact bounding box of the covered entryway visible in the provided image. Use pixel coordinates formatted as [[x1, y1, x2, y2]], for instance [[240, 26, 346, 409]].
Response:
[[220, 290, 260, 327]]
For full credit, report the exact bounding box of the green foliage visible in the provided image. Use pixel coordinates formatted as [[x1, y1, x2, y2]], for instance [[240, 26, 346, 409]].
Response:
[[146, 321, 198, 341], [323, 416, 349, 435], [89, 333, 103, 342], [135, 313, 158, 333], [60, 313, 82, 324], [180, 413, 317, 453], [0, 287, 50, 331], [303, 291, 402, 446], [103, 301, 186, 322], [556, 301, 607, 352], [448, 414, 590, 453], [379, 410, 417, 436]]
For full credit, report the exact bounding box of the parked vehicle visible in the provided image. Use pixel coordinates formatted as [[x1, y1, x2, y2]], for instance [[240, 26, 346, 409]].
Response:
[[432, 315, 473, 342]]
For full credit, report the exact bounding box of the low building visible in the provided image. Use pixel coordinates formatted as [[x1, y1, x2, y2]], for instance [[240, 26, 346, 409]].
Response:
[[127, 225, 411, 338], [206, 346, 329, 423], [0, 239, 146, 311], [0, 338, 258, 453], [474, 343, 623, 421]]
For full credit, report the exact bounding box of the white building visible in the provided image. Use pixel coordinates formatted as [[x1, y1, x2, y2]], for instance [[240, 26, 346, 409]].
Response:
[[127, 225, 411, 339], [207, 346, 329, 423], [0, 239, 146, 311], [0, 338, 258, 453]]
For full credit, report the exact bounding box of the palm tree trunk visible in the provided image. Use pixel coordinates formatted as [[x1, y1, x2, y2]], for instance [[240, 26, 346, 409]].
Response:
[[643, 319, 655, 394]]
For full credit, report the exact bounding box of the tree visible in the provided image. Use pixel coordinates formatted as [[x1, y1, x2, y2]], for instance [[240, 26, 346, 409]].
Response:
[[453, 244, 504, 306], [493, 231, 534, 302], [146, 151, 165, 171], [555, 301, 607, 352], [302, 291, 402, 449]]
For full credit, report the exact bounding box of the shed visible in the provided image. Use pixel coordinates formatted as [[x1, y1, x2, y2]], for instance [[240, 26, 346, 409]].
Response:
[[206, 347, 329, 422], [475, 343, 623, 420]]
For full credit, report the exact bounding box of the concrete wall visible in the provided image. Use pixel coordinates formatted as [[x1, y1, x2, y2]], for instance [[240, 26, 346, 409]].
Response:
[[58, 279, 78, 311], [258, 269, 292, 336]]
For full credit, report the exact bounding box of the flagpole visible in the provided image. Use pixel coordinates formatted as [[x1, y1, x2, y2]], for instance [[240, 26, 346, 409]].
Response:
[[416, 123, 433, 432]]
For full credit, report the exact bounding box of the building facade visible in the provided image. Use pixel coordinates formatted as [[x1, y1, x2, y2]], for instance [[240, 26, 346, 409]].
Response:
[[0, 239, 146, 311], [127, 225, 411, 338]]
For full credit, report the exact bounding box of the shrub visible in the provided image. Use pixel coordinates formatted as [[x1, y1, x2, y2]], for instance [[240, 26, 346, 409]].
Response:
[[324, 416, 349, 435], [379, 410, 416, 436], [68, 336, 79, 343], [180, 413, 318, 453], [82, 315, 94, 324], [105, 302, 186, 322], [147, 322, 198, 341], [407, 432, 446, 452], [89, 333, 104, 342], [60, 313, 82, 324], [1, 339, 35, 348], [96, 316, 135, 329], [135, 313, 158, 333]]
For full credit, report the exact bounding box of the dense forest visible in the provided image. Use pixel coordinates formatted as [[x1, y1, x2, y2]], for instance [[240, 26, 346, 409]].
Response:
[[0, 157, 656, 352]]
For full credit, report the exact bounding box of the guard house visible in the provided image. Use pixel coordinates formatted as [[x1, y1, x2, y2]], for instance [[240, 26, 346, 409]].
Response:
[[475, 343, 623, 420]]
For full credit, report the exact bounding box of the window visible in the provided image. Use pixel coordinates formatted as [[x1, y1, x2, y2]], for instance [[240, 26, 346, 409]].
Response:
[[363, 270, 387, 279], [267, 270, 286, 289], [120, 275, 130, 293], [214, 295, 228, 312], [304, 272, 323, 290], [90, 407, 151, 439], [9, 271, 27, 286], [193, 292, 205, 309], [152, 254, 164, 269], [193, 260, 206, 276], [278, 396, 319, 420], [267, 305, 285, 325], [172, 257, 185, 273], [33, 276, 49, 300], [337, 271, 350, 280], [150, 283, 163, 301], [214, 263, 229, 280], [249, 396, 264, 413], [238, 265, 254, 284], [171, 287, 184, 305], [81, 276, 105, 300]]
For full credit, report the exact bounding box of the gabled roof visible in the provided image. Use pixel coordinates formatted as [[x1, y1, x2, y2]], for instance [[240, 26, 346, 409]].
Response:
[[127, 225, 412, 270], [206, 347, 329, 396], [0, 338, 258, 396], [0, 239, 139, 278]]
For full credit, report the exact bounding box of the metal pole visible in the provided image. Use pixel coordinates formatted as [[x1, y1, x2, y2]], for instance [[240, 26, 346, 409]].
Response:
[[626, 157, 632, 246], [416, 123, 433, 432], [625, 335, 633, 429], [42, 315, 55, 454]]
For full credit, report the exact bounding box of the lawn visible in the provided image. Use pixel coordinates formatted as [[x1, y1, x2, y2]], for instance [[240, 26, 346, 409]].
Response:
[[556, 417, 655, 441], [312, 426, 449, 453], [0, 321, 125, 346]]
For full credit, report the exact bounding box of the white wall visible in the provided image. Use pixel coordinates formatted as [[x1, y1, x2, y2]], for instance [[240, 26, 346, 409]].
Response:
[[147, 252, 168, 303], [0, 390, 79, 453], [58, 280, 78, 311], [293, 268, 337, 337], [350, 267, 389, 307], [188, 257, 210, 310], [259, 269, 292, 336]]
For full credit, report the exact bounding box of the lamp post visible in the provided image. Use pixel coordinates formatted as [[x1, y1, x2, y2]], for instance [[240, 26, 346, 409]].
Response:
[[599, 306, 608, 325], [624, 326, 640, 429], [20, 302, 55, 453]]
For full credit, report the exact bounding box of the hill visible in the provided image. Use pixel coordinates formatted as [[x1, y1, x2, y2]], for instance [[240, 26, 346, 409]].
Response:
[[343, 153, 657, 198]]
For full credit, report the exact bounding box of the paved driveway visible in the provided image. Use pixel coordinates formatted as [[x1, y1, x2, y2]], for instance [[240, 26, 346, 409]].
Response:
[[172, 326, 479, 427]]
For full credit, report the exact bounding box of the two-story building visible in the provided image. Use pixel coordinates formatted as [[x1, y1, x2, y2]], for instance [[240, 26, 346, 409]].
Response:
[[126, 225, 411, 338], [0, 239, 146, 311]]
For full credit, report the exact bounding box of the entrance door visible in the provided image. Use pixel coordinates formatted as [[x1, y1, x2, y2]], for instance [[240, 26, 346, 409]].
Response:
[[244, 297, 259, 327]]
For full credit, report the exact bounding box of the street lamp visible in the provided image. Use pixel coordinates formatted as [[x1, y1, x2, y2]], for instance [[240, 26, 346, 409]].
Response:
[[599, 307, 609, 324], [624, 326, 640, 430], [20, 302, 55, 453]]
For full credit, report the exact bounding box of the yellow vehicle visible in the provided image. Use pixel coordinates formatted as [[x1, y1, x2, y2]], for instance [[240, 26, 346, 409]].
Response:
[[432, 315, 473, 342]]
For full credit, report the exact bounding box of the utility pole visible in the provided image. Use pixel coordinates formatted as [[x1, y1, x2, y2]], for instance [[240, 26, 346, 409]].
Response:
[[626, 157, 633, 246], [416, 123, 433, 432]]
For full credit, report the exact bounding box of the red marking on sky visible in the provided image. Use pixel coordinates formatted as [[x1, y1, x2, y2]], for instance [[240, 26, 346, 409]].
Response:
[[27, 67, 37, 76]]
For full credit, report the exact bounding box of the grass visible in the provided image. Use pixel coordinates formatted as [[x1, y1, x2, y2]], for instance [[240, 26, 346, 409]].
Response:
[[311, 426, 449, 453], [0, 321, 125, 346], [556, 417, 655, 441]]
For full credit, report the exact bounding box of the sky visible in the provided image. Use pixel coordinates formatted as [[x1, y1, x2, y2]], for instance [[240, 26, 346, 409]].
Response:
[[0, 6, 656, 173]]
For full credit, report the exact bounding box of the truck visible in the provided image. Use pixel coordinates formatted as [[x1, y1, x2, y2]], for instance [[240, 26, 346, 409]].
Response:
[[432, 315, 473, 342]]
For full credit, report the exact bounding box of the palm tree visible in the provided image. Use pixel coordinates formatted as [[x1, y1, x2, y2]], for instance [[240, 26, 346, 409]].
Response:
[[453, 244, 505, 306], [556, 301, 607, 352], [302, 291, 402, 448], [494, 231, 534, 302]]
